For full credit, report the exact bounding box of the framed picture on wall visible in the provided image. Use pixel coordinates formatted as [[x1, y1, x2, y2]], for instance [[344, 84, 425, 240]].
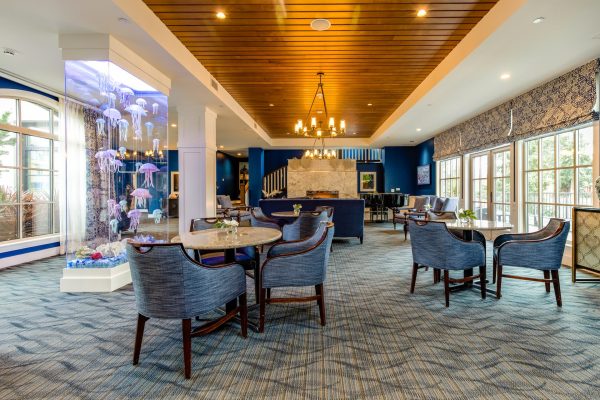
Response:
[[417, 164, 430, 186], [360, 172, 377, 192], [171, 171, 179, 194]]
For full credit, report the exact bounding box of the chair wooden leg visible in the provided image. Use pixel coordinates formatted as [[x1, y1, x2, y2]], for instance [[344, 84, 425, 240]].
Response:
[[239, 293, 248, 338], [182, 319, 192, 379], [133, 314, 149, 365], [315, 284, 326, 326], [496, 265, 503, 299], [253, 261, 260, 305], [404, 224, 408, 240], [410, 262, 418, 293], [492, 258, 497, 284], [551, 270, 562, 307], [443, 270, 450, 307], [479, 266, 487, 299], [543, 270, 551, 292], [259, 288, 266, 333], [266, 288, 271, 300]]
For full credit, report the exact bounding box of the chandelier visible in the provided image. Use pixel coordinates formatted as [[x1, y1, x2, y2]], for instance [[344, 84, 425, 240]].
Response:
[[295, 72, 345, 139], [295, 72, 345, 159]]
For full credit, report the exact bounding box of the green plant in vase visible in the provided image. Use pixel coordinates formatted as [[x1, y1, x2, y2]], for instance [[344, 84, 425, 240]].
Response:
[[457, 208, 477, 224], [293, 203, 302, 216]]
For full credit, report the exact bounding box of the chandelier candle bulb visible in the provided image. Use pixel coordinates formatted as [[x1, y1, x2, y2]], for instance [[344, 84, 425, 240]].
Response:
[[340, 120, 346, 131], [329, 117, 335, 128], [311, 117, 317, 128]]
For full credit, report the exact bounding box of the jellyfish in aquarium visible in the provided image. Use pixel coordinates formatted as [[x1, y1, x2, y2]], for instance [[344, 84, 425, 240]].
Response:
[[125, 104, 147, 137], [152, 103, 159, 115], [111, 158, 123, 173], [96, 118, 105, 136], [139, 163, 160, 187], [107, 92, 117, 109], [130, 188, 152, 208], [135, 161, 142, 172], [119, 199, 128, 212], [128, 209, 142, 231], [95, 150, 111, 173], [119, 87, 134, 106], [145, 121, 154, 137], [98, 73, 110, 96], [152, 138, 160, 152], [107, 199, 116, 217], [117, 119, 129, 141], [109, 218, 119, 234], [136, 98, 147, 110], [103, 108, 121, 129], [151, 209, 162, 224], [118, 146, 126, 157]]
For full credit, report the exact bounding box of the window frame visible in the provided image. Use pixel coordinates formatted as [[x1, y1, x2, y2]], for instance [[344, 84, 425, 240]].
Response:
[[438, 156, 462, 199], [522, 123, 594, 233], [0, 92, 59, 243]]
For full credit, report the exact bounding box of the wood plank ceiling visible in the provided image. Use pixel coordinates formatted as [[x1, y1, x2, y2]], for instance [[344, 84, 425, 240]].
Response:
[[143, 1, 499, 138]]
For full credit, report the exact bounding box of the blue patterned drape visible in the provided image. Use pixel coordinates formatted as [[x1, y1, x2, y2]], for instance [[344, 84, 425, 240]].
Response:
[[433, 59, 599, 160]]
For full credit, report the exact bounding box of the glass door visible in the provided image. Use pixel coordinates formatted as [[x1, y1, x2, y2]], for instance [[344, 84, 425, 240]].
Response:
[[471, 146, 512, 222]]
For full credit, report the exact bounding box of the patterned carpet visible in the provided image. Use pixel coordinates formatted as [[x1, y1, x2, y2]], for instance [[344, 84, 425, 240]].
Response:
[[1, 223, 600, 399]]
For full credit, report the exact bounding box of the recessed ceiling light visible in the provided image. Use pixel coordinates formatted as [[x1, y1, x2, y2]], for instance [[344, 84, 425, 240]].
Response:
[[353, 132, 358, 135], [286, 132, 290, 135], [237, 153, 242, 156], [219, 145, 224, 149], [367, 103, 373, 106], [316, 110, 323, 114], [269, 103, 274, 107], [171, 123, 177, 127], [417, 9, 427, 17], [216, 11, 226, 19], [118, 17, 129, 24], [533, 17, 545, 24], [500, 73, 511, 80], [311, 18, 331, 31], [416, 128, 422, 132]]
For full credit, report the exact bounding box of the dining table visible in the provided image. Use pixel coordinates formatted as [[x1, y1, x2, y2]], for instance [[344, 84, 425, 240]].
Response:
[[172, 226, 282, 331], [439, 219, 514, 294]]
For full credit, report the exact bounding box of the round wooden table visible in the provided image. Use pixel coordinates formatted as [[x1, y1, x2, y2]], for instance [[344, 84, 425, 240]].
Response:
[[271, 211, 300, 218]]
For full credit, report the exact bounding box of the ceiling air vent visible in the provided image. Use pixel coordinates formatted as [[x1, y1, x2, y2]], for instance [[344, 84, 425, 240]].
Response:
[[211, 79, 219, 91]]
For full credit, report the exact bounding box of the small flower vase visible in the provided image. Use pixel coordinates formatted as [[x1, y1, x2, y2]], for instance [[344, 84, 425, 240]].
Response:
[[459, 217, 469, 224], [293, 209, 300, 216], [227, 226, 237, 236]]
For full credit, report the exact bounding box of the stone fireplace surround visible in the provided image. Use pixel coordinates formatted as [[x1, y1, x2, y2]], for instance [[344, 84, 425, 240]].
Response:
[[286, 158, 358, 199]]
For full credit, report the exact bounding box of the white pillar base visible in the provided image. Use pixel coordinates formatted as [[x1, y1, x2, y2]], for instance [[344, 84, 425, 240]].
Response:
[[59, 263, 132, 292]]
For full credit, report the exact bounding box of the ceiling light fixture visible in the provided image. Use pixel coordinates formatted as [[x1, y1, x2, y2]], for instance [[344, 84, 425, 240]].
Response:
[[170, 123, 177, 127], [367, 103, 373, 106], [219, 145, 224, 149], [216, 11, 226, 19], [533, 17, 545, 24], [269, 103, 274, 107], [416, 128, 422, 132], [310, 18, 331, 31], [237, 153, 242, 156], [500, 73, 511, 80], [417, 9, 427, 17]]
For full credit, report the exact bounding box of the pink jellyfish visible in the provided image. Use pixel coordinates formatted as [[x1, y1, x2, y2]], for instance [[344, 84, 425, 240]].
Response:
[[117, 119, 129, 141], [119, 87, 134, 106], [136, 98, 147, 110], [139, 163, 159, 187], [95, 150, 110, 173], [103, 108, 121, 129], [130, 188, 152, 208], [152, 102, 159, 115], [107, 199, 116, 217], [111, 158, 123, 173], [128, 209, 142, 231]]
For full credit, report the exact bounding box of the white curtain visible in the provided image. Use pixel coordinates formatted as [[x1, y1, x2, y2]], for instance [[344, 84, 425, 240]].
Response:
[[60, 100, 87, 253]]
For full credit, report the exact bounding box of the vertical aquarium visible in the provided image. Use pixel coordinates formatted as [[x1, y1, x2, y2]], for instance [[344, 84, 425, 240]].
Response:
[[64, 60, 170, 271]]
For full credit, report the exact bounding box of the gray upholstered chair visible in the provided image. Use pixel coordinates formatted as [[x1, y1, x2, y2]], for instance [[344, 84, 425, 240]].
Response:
[[127, 242, 247, 379], [393, 196, 430, 239], [408, 219, 487, 307], [282, 210, 329, 241], [494, 218, 570, 306], [426, 197, 459, 220], [259, 222, 335, 332], [315, 206, 334, 222], [190, 217, 260, 302], [250, 207, 281, 230], [216, 195, 251, 223]]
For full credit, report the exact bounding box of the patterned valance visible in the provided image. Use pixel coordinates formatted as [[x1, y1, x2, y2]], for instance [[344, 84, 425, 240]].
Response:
[[433, 59, 599, 161]]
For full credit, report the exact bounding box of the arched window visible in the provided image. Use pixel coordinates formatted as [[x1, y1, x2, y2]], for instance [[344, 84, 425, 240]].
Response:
[[0, 92, 60, 242]]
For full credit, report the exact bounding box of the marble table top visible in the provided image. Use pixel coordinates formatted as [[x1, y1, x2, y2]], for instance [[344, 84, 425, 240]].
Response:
[[172, 227, 282, 250], [271, 211, 300, 218], [438, 219, 513, 231]]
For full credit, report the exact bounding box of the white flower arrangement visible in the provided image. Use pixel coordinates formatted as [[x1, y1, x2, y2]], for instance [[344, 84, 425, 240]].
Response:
[[215, 219, 239, 229]]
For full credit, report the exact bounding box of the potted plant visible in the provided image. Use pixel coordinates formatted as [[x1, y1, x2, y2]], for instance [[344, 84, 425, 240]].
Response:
[[457, 208, 477, 224], [293, 203, 302, 216]]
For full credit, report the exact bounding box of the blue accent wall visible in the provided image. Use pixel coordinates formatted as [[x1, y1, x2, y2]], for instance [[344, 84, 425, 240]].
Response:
[[357, 163, 384, 193], [248, 148, 264, 206], [382, 146, 417, 194], [264, 149, 304, 174], [414, 138, 436, 195], [216, 151, 242, 199], [0, 76, 58, 101]]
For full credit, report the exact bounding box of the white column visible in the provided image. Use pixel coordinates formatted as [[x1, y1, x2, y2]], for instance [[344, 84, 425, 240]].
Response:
[[177, 105, 218, 236]]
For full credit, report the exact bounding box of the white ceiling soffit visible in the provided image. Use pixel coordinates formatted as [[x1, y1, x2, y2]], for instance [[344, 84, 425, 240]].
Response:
[[373, 0, 600, 147]]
